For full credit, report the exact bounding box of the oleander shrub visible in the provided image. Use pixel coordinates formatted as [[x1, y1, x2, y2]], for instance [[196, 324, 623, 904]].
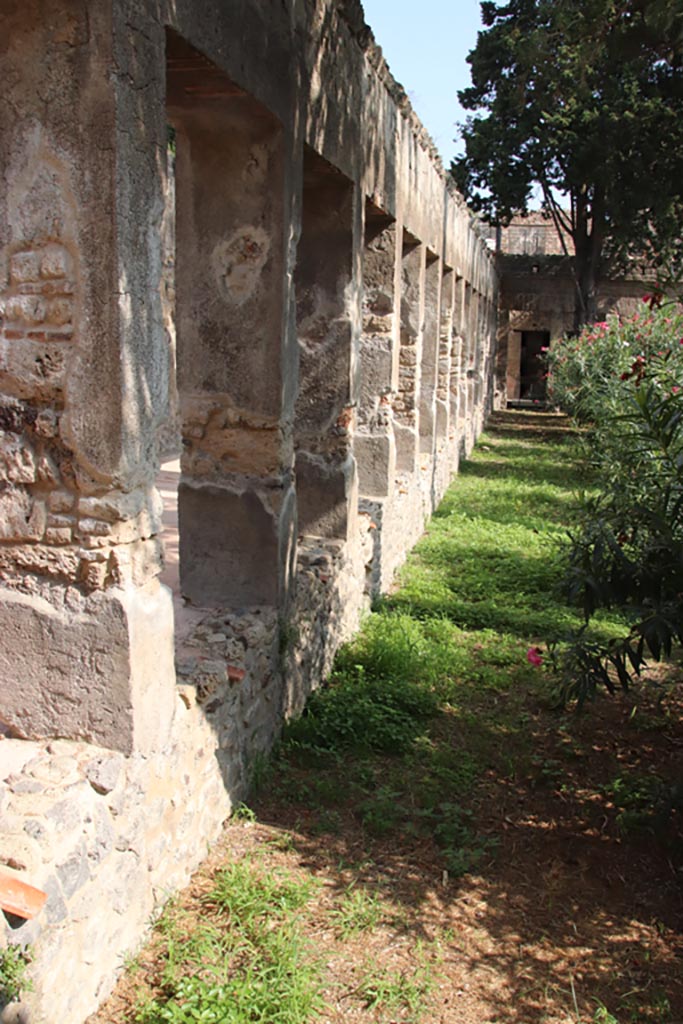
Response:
[[546, 302, 683, 703]]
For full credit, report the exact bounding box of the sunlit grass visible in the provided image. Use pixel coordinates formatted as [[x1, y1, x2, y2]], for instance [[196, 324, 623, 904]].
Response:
[[390, 429, 625, 642], [264, 414, 622, 883]]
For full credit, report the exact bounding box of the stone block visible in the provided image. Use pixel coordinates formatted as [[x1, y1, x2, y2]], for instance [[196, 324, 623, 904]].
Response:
[[0, 833, 43, 876], [0, 439, 36, 484], [435, 399, 449, 441], [39, 245, 70, 280], [359, 336, 393, 419], [77, 487, 160, 525], [393, 421, 418, 474], [0, 488, 45, 541], [355, 431, 395, 497], [57, 840, 90, 898], [295, 451, 357, 540], [10, 250, 41, 284], [83, 753, 123, 795], [178, 482, 279, 606], [0, 582, 175, 754], [5, 294, 47, 326], [1, 339, 67, 400], [419, 397, 436, 453]]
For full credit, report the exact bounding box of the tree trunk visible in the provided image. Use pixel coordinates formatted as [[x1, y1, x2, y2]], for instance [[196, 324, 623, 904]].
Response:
[[575, 255, 599, 329], [572, 189, 604, 330]]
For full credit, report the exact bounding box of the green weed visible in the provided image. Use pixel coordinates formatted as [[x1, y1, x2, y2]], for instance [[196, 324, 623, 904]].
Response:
[[205, 860, 314, 924], [357, 945, 437, 1021], [0, 945, 33, 1005], [603, 772, 666, 834], [231, 801, 256, 822], [358, 784, 404, 836], [332, 886, 384, 938], [593, 1000, 619, 1023], [134, 861, 321, 1024]]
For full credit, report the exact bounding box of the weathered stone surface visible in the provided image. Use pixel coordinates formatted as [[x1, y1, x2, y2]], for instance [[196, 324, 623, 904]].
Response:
[[394, 420, 419, 475], [0, 543, 80, 582], [0, 741, 43, 780], [83, 753, 123, 795], [0, 439, 36, 484], [0, 1001, 32, 1024], [0, 834, 43, 875], [0, 489, 46, 542], [295, 451, 358, 540], [358, 337, 393, 424], [0, 584, 174, 754], [1, 340, 69, 400], [355, 432, 396, 497], [184, 418, 281, 479], [178, 483, 279, 606], [56, 840, 90, 898]]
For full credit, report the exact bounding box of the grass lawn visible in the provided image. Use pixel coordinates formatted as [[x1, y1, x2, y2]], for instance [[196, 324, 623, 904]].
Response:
[[90, 411, 683, 1024]]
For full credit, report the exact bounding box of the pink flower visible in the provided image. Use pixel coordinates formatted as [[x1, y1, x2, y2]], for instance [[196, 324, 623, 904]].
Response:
[[527, 647, 544, 667], [672, 386, 680, 395]]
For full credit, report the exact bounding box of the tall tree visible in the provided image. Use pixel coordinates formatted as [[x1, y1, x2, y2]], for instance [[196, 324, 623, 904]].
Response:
[[451, 0, 683, 328]]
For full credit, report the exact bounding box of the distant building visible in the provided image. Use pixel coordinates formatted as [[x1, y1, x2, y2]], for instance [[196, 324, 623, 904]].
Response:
[[487, 213, 648, 406]]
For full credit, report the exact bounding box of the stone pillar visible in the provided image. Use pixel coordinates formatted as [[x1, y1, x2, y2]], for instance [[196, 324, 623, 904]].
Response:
[[466, 287, 480, 449], [484, 295, 498, 416], [436, 268, 454, 448], [453, 276, 466, 446], [294, 148, 358, 541], [0, 1, 175, 754], [169, 41, 295, 607], [507, 327, 523, 401], [448, 275, 462, 446], [394, 234, 424, 474], [355, 203, 398, 498], [459, 281, 473, 449], [419, 254, 441, 454], [473, 292, 485, 427]]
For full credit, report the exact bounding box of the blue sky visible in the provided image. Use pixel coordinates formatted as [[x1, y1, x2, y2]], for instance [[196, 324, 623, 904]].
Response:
[[360, 0, 485, 167]]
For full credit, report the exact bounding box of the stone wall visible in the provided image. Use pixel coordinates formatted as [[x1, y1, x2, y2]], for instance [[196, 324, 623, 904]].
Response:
[[0, 2, 498, 1021], [495, 254, 649, 405], [487, 216, 649, 406]]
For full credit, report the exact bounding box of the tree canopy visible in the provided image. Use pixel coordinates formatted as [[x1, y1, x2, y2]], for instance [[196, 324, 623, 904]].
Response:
[[451, 0, 683, 327]]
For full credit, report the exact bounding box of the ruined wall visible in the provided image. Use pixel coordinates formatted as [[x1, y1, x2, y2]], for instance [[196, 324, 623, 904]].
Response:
[[495, 254, 648, 405], [0, 2, 497, 1020], [488, 217, 650, 406]]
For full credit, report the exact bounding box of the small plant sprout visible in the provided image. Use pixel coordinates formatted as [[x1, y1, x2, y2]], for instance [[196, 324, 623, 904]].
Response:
[[0, 945, 33, 1006]]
